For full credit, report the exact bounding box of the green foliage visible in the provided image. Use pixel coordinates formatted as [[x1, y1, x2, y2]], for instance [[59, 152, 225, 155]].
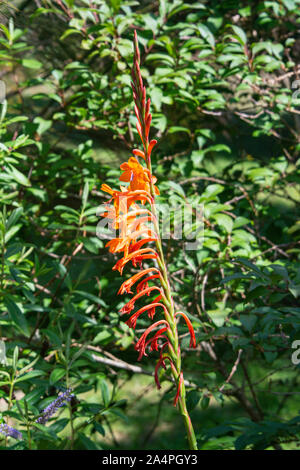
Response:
[[0, 0, 299, 450]]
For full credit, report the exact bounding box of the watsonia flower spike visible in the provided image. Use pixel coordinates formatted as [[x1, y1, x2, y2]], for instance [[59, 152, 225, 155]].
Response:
[[101, 31, 198, 450]]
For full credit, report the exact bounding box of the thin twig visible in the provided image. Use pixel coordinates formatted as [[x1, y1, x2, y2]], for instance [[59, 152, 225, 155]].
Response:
[[219, 349, 243, 393]]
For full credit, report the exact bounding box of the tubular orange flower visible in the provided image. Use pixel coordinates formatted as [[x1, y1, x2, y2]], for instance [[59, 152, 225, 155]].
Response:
[[175, 312, 197, 348], [118, 267, 161, 295], [135, 319, 170, 360], [100, 31, 198, 450], [112, 247, 158, 275], [119, 285, 162, 316], [136, 273, 160, 293]]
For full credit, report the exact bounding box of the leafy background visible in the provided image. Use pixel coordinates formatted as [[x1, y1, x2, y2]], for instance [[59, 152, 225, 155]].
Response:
[[0, 0, 299, 450]]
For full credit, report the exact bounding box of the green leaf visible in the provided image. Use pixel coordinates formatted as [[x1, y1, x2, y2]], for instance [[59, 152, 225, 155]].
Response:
[[231, 26, 247, 45], [82, 181, 89, 209], [201, 395, 210, 410], [187, 390, 201, 412], [289, 284, 300, 298], [4, 297, 30, 337], [15, 370, 44, 383], [74, 290, 106, 307], [168, 126, 191, 135], [33, 117, 52, 135], [207, 302, 231, 327], [6, 207, 23, 231], [240, 314, 257, 332], [150, 87, 163, 111], [13, 346, 19, 372], [49, 368, 66, 385], [212, 213, 233, 234], [6, 165, 31, 187], [21, 59, 42, 69], [166, 181, 185, 197], [78, 432, 101, 450], [146, 53, 175, 65], [100, 379, 110, 407], [198, 24, 215, 48]]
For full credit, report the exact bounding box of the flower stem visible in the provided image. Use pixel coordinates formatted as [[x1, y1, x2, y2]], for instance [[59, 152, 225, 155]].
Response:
[[132, 30, 198, 450], [146, 154, 198, 450], [26, 422, 32, 450]]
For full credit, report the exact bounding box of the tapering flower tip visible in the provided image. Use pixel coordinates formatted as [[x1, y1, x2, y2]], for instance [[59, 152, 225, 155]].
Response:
[[36, 388, 74, 425], [136, 120, 144, 143], [145, 114, 152, 140], [145, 97, 150, 116], [0, 423, 23, 440], [142, 86, 146, 107], [137, 64, 143, 91], [133, 30, 140, 64], [130, 81, 137, 100], [148, 139, 157, 157]]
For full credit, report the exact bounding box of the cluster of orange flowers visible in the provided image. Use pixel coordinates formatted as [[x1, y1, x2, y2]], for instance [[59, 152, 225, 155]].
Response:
[[101, 157, 158, 275], [101, 159, 170, 360]]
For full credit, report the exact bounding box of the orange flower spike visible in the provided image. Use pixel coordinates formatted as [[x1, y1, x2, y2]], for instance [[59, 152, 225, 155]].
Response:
[[130, 32, 198, 450], [125, 227, 157, 244], [119, 157, 147, 189], [102, 182, 153, 208], [129, 237, 157, 253], [100, 32, 198, 451]]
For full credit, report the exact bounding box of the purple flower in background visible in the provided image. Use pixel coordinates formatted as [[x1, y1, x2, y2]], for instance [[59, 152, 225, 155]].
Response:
[[36, 388, 74, 424], [0, 423, 23, 440]]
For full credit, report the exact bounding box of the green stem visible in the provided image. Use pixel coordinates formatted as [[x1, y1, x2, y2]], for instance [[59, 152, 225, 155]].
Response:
[[66, 371, 74, 449], [5, 373, 15, 447], [26, 422, 32, 450]]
